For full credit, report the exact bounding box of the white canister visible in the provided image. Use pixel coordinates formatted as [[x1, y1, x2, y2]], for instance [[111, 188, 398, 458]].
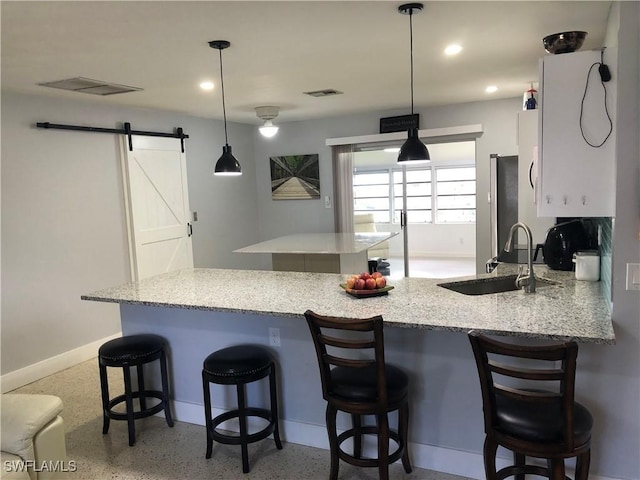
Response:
[[573, 251, 600, 281]]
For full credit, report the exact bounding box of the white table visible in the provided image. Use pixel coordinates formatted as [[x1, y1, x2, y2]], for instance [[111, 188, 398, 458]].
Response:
[[233, 232, 398, 274]]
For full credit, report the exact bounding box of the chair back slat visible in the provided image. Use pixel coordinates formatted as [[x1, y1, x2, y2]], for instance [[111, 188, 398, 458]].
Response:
[[325, 354, 376, 369], [468, 331, 578, 450], [319, 333, 376, 350], [488, 360, 565, 381]]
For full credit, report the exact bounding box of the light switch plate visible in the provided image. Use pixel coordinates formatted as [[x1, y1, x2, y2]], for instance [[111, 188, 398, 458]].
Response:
[[625, 263, 640, 291], [324, 195, 331, 208]]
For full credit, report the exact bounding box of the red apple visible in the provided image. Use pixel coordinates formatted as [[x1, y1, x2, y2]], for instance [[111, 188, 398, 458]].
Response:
[[375, 276, 387, 288], [354, 278, 366, 290], [365, 278, 377, 290], [371, 272, 383, 279], [360, 272, 371, 280]]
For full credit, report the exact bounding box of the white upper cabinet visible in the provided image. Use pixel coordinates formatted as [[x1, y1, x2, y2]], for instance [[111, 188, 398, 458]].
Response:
[[538, 49, 617, 217]]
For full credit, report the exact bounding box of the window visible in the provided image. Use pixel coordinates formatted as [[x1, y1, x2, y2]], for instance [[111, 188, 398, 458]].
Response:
[[353, 165, 475, 224], [393, 169, 431, 223], [353, 171, 390, 223], [435, 167, 476, 223]]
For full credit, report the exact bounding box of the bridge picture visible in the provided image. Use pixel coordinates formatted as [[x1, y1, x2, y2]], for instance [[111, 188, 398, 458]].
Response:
[[270, 154, 320, 200]]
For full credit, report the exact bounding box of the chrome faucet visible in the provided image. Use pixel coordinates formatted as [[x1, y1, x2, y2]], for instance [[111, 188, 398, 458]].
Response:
[[504, 222, 536, 293]]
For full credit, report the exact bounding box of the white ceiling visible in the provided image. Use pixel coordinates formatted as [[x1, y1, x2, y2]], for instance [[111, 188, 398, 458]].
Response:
[[1, 1, 612, 126]]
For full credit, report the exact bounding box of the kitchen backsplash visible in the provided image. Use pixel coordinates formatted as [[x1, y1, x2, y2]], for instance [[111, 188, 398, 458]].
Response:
[[592, 217, 613, 310]]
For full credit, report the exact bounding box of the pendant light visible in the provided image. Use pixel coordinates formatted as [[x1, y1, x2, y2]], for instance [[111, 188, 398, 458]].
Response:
[[210, 40, 241, 176], [397, 3, 430, 163]]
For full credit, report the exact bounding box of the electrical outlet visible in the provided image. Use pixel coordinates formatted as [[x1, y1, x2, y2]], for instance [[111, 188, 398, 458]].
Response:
[[626, 263, 640, 291], [269, 328, 281, 347], [324, 195, 331, 209]]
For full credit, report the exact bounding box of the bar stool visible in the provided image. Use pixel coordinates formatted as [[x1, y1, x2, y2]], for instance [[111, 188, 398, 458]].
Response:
[[98, 334, 174, 446], [304, 310, 411, 480], [202, 345, 283, 473], [468, 331, 593, 480]]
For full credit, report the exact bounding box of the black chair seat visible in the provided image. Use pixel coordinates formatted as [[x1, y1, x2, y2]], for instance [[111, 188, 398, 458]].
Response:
[[496, 393, 593, 445], [203, 345, 272, 378], [202, 345, 282, 473], [99, 334, 165, 364], [331, 364, 408, 402]]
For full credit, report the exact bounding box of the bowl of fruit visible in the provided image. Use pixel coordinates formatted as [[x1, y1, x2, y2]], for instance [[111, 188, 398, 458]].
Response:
[[340, 272, 394, 298]]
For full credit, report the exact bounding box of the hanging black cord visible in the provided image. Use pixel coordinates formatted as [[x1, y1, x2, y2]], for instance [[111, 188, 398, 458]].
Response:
[[579, 49, 613, 148], [409, 10, 415, 115], [218, 47, 229, 146]]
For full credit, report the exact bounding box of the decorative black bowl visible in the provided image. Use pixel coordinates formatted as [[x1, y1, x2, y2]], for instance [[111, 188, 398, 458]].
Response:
[[543, 31, 587, 54]]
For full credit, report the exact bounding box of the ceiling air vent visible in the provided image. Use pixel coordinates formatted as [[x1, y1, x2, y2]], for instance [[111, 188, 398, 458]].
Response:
[[303, 89, 343, 97], [38, 77, 142, 96]]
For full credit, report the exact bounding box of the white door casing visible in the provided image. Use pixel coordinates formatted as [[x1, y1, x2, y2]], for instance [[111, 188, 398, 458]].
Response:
[[121, 135, 193, 281]]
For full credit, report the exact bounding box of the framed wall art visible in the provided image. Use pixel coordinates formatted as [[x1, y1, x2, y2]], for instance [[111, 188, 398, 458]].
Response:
[[270, 154, 320, 200]]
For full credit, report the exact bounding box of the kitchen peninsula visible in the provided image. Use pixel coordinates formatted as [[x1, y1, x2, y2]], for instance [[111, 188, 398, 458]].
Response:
[[82, 267, 614, 476], [233, 232, 398, 273]]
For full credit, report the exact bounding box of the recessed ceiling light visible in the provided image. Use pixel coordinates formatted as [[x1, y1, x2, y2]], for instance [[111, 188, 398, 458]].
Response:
[[444, 44, 462, 56], [485, 85, 498, 93], [200, 81, 214, 91]]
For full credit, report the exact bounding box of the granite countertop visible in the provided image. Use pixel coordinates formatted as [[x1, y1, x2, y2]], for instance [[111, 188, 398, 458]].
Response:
[[82, 266, 615, 344], [233, 232, 398, 254]]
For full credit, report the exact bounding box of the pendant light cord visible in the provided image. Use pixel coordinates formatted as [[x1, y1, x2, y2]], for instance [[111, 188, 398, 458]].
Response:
[[409, 10, 414, 115], [218, 48, 229, 146]]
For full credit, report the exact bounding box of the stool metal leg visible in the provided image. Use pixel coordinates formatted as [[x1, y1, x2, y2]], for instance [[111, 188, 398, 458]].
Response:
[[99, 362, 111, 434], [269, 365, 283, 450], [351, 414, 362, 458], [237, 382, 250, 473], [160, 350, 174, 427], [202, 373, 213, 459], [123, 366, 136, 446], [136, 364, 147, 411]]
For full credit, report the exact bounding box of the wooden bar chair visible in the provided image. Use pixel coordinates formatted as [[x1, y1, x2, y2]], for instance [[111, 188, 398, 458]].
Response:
[[304, 310, 411, 480], [468, 331, 593, 480]]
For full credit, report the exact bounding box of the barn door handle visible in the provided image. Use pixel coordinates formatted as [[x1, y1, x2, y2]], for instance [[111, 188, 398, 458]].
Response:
[[187, 222, 193, 237]]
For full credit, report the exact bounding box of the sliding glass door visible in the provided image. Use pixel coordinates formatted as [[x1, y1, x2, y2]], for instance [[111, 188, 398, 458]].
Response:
[[352, 141, 477, 278]]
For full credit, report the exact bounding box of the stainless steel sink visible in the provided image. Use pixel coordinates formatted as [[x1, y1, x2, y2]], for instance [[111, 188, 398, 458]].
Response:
[[438, 275, 557, 296]]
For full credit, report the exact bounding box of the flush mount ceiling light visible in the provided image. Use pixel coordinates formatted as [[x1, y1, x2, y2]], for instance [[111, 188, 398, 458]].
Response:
[[397, 3, 430, 163], [209, 40, 241, 176], [255, 106, 280, 138], [444, 44, 463, 56]]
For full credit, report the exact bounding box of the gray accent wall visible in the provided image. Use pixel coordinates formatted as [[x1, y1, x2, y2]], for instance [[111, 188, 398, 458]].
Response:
[[1, 92, 261, 374]]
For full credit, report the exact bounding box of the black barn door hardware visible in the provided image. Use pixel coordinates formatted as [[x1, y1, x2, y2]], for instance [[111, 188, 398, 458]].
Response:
[[36, 121, 189, 152]]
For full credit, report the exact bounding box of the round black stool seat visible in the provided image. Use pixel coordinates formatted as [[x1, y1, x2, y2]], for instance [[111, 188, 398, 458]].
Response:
[[98, 334, 174, 446], [202, 345, 283, 473]]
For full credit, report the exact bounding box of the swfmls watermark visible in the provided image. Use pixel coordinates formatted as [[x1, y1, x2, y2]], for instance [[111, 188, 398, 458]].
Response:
[[3, 460, 77, 474]]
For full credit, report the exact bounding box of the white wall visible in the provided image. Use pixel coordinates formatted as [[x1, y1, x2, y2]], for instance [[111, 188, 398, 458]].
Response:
[[0, 92, 261, 375]]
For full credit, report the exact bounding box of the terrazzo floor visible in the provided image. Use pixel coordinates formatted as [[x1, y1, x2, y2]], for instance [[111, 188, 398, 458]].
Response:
[[11, 359, 474, 480]]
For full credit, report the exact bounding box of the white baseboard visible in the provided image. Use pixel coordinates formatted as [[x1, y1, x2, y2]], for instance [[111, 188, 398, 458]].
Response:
[[0, 332, 122, 393], [171, 400, 623, 480]]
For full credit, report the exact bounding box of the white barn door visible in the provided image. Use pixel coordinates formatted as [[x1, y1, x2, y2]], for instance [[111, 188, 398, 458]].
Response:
[[121, 135, 193, 281]]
